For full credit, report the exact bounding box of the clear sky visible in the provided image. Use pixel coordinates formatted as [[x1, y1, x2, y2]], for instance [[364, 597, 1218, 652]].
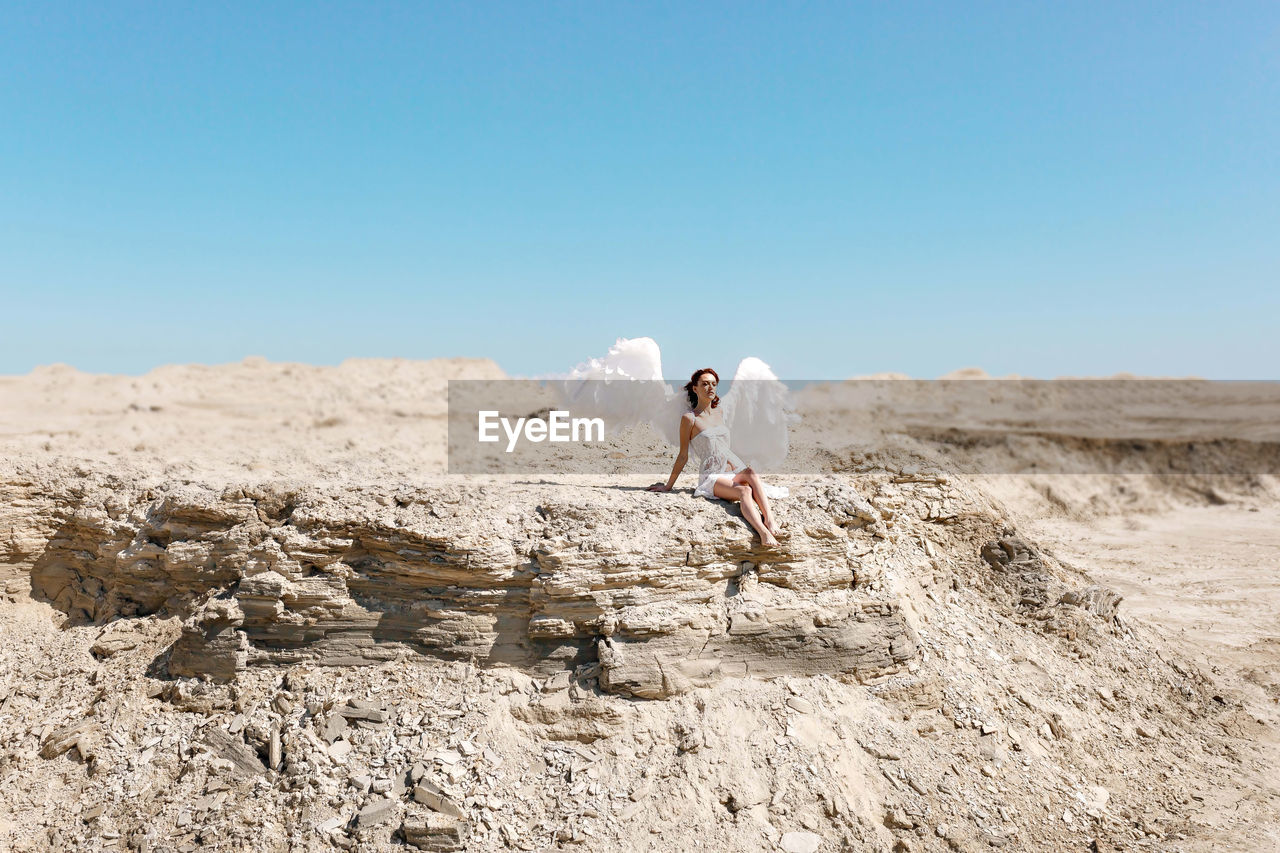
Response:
[[3, 2, 1277, 379]]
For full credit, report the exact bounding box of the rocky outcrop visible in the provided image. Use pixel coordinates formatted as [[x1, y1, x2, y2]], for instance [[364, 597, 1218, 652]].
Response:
[[980, 534, 1124, 640], [2, 456, 1259, 853], [25, 480, 919, 698], [0, 471, 57, 581]]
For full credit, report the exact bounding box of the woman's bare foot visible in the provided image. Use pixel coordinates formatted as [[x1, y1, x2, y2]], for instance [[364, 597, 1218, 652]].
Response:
[[761, 532, 780, 548]]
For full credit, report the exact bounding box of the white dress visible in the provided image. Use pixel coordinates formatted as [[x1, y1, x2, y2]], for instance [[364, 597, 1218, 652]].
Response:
[[690, 424, 747, 499], [690, 423, 789, 501]]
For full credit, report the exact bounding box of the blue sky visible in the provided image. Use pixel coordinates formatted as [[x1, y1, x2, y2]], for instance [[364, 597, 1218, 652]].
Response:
[[2, 2, 1277, 378]]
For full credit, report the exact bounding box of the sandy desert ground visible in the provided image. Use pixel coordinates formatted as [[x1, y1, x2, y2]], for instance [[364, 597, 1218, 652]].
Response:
[[1, 357, 1277, 852]]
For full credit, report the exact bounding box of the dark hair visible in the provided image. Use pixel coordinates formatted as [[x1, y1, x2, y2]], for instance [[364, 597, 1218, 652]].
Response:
[[684, 368, 720, 410]]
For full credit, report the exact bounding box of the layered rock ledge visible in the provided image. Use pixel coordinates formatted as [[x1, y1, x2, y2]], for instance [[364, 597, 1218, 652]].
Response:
[[26, 477, 923, 699]]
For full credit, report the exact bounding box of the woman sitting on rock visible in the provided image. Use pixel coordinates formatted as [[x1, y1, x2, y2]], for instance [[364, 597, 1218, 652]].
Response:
[[646, 368, 787, 548]]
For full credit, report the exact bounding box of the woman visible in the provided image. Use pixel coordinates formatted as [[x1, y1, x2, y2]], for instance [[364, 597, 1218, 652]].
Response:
[[646, 368, 782, 548]]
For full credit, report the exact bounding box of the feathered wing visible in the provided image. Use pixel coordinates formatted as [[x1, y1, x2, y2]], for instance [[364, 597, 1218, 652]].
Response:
[[721, 356, 800, 471], [557, 337, 688, 445]]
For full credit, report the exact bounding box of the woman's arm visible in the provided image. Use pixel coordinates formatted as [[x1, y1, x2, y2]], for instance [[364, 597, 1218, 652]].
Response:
[[648, 414, 694, 492]]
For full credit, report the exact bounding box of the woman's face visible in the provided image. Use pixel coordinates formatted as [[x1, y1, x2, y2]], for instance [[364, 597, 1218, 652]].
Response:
[[695, 373, 717, 401]]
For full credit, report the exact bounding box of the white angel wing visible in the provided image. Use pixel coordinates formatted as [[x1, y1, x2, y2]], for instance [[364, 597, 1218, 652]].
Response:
[[557, 337, 689, 445], [721, 356, 799, 471]]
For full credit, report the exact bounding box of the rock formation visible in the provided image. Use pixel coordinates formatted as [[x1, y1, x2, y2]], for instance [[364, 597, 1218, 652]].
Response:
[[29, 478, 920, 700]]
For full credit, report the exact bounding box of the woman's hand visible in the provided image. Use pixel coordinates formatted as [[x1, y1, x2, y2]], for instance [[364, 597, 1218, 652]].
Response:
[[647, 482, 672, 492]]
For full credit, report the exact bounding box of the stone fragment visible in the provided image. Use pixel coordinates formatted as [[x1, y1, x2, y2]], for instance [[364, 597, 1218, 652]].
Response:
[[320, 711, 348, 743], [403, 812, 469, 851], [861, 742, 902, 761], [414, 781, 465, 818], [340, 704, 387, 724], [201, 727, 267, 778], [393, 768, 412, 796], [91, 631, 139, 658], [40, 721, 101, 760], [357, 798, 397, 827], [543, 671, 572, 693], [781, 831, 822, 853], [435, 749, 463, 765], [1059, 586, 1123, 620], [315, 815, 345, 834], [978, 737, 1006, 763], [268, 726, 282, 771]]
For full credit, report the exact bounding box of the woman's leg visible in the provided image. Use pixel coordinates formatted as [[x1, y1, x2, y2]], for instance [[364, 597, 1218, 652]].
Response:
[[733, 467, 777, 534], [713, 479, 778, 546]]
